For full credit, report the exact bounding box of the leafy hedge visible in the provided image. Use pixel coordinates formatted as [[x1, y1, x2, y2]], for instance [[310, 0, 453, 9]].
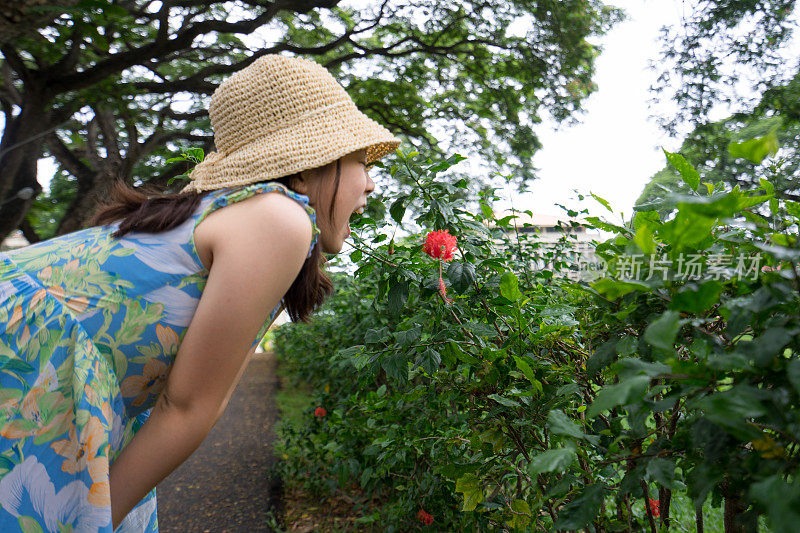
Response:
[[274, 142, 800, 532]]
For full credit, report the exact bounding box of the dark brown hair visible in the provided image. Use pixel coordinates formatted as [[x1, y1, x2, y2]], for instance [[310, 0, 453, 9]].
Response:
[[90, 161, 342, 322]]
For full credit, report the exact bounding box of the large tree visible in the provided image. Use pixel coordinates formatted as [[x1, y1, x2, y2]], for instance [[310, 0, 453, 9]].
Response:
[[635, 110, 800, 215], [0, 0, 621, 242], [651, 0, 797, 135], [0, 0, 81, 45], [636, 1, 799, 213]]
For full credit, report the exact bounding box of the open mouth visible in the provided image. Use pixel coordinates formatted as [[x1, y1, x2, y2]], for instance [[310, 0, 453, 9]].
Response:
[[347, 207, 365, 236]]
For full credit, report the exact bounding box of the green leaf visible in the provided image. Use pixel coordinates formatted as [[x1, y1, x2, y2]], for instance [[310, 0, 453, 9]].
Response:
[[547, 409, 584, 439], [513, 355, 536, 382], [449, 342, 479, 365], [785, 200, 800, 220], [634, 223, 656, 255], [646, 457, 675, 489], [587, 376, 650, 418], [663, 149, 700, 191], [386, 281, 409, 316], [742, 327, 792, 367], [394, 326, 420, 347], [499, 271, 522, 302], [527, 447, 576, 475], [166, 174, 190, 186], [687, 463, 720, 511], [696, 385, 767, 440], [553, 484, 605, 530], [587, 339, 618, 375], [659, 211, 717, 250], [590, 192, 613, 212], [670, 282, 724, 314], [614, 358, 670, 378], [644, 311, 681, 350], [749, 475, 800, 532], [488, 394, 520, 408], [455, 473, 483, 512], [787, 359, 800, 395], [464, 321, 497, 337], [381, 352, 407, 383], [419, 348, 441, 374], [447, 262, 476, 293], [389, 196, 407, 223], [728, 129, 779, 164], [617, 336, 638, 356], [338, 345, 367, 368], [364, 327, 389, 344], [591, 278, 650, 299], [508, 499, 531, 529]]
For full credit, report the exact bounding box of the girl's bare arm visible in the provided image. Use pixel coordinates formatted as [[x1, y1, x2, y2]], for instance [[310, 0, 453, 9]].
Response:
[[108, 193, 312, 528]]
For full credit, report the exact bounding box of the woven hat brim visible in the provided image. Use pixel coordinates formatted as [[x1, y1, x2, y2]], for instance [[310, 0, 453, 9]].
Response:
[[184, 103, 401, 193]]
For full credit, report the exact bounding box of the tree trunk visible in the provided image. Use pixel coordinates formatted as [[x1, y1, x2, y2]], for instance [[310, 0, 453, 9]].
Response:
[[723, 493, 758, 533], [659, 486, 672, 528], [0, 93, 50, 242], [55, 165, 120, 235], [0, 144, 41, 242]]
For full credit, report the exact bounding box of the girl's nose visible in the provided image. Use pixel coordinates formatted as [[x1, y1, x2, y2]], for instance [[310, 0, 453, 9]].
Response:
[[365, 173, 375, 195]]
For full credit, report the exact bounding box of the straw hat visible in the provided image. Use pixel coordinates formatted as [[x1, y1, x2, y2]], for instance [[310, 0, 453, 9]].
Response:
[[183, 55, 401, 193]]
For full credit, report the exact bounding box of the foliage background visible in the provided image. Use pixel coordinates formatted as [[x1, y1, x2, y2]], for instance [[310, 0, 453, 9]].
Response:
[[274, 145, 799, 531]]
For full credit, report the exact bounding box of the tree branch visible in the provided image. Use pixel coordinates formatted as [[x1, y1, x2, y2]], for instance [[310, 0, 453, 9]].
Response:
[[95, 106, 123, 166], [48, 26, 85, 77], [19, 217, 41, 244], [48, 3, 284, 93], [85, 117, 102, 168], [44, 132, 93, 178], [0, 59, 22, 107], [0, 45, 33, 87]]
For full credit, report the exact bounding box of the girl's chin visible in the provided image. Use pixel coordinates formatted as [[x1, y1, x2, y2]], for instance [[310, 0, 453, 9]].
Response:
[[318, 224, 351, 255]]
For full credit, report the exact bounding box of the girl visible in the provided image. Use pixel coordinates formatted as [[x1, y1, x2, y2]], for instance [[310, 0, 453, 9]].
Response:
[[0, 54, 400, 532]]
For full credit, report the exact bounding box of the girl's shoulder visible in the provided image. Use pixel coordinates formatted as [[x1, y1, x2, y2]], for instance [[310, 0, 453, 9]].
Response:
[[192, 182, 318, 270]]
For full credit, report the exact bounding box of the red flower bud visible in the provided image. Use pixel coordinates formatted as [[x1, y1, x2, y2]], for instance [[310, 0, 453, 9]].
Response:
[[314, 407, 327, 418], [648, 497, 660, 518], [438, 274, 452, 304], [416, 509, 434, 525]]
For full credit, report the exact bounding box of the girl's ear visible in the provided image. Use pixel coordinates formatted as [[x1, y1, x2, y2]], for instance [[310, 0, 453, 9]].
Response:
[[290, 170, 312, 196]]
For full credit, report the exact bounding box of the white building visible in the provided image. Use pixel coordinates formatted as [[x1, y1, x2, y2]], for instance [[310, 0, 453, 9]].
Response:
[[490, 211, 603, 280]]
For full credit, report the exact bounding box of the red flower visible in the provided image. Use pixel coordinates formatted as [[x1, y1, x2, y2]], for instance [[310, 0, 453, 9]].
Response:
[[423, 230, 457, 262], [314, 407, 327, 418], [416, 509, 434, 525], [648, 497, 660, 518]]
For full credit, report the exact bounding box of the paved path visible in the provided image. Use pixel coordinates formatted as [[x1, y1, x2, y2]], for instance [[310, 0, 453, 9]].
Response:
[[156, 352, 283, 532]]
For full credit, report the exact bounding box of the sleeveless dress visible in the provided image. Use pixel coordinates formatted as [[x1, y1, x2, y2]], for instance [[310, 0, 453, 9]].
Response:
[[0, 183, 318, 532]]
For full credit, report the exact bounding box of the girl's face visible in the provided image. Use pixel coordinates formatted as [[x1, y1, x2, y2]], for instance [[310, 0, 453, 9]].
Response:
[[293, 149, 375, 254]]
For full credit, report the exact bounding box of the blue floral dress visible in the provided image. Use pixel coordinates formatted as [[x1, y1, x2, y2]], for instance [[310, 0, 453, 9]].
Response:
[[0, 183, 318, 532]]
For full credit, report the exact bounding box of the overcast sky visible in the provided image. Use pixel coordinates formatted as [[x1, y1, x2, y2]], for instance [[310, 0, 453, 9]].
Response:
[[509, 0, 684, 221], [18, 0, 795, 223]]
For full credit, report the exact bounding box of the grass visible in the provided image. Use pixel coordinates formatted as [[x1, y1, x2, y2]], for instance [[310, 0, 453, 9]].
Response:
[[273, 359, 380, 532]]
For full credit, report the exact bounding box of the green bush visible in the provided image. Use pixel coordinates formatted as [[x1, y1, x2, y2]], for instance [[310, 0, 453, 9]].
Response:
[[274, 142, 800, 532]]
